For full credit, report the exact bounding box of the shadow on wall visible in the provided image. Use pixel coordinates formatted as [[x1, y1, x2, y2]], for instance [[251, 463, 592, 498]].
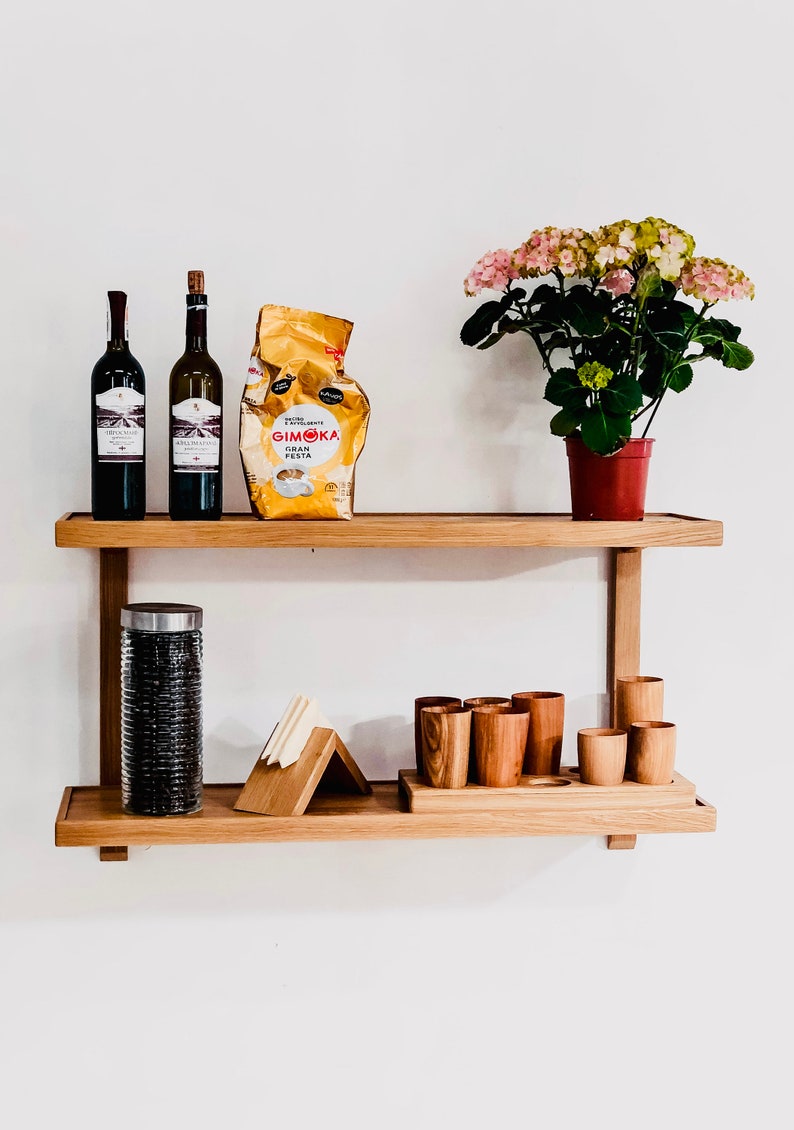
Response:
[[204, 694, 611, 785], [3, 820, 618, 926], [131, 544, 606, 587]]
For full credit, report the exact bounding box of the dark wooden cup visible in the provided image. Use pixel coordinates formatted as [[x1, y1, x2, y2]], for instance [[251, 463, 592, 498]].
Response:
[[413, 697, 461, 774]]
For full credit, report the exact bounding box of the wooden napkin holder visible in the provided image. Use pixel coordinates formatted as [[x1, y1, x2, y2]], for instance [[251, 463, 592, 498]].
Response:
[[234, 727, 371, 817]]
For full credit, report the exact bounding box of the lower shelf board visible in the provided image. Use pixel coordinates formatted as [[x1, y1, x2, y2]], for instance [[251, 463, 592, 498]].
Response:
[[55, 775, 716, 848]]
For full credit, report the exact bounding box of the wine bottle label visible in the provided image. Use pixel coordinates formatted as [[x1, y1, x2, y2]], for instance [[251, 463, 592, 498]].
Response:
[[172, 397, 221, 472], [95, 387, 145, 461]]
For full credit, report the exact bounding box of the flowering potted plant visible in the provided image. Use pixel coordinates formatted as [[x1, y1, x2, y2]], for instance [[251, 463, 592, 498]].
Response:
[[460, 217, 754, 518]]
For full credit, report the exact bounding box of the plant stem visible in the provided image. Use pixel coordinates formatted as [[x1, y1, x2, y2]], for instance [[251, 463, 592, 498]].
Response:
[[640, 390, 666, 437], [637, 302, 713, 435], [554, 270, 579, 370]]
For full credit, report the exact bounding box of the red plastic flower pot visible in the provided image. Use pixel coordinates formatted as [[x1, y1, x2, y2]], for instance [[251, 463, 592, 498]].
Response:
[[565, 435, 654, 521]]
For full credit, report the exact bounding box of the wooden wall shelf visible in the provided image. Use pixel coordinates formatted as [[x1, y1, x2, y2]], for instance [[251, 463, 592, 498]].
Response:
[[56, 511, 723, 550], [56, 779, 716, 848], [54, 510, 722, 859]]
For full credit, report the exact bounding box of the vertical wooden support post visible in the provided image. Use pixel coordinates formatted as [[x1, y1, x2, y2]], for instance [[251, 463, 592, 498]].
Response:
[[606, 547, 643, 851], [607, 548, 643, 720], [99, 548, 129, 862]]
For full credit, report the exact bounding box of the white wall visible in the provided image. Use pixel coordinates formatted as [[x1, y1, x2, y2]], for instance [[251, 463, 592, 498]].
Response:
[[2, 2, 790, 1126]]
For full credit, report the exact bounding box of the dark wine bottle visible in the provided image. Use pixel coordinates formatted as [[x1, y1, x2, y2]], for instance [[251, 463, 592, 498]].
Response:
[[168, 270, 223, 520], [91, 290, 146, 520]]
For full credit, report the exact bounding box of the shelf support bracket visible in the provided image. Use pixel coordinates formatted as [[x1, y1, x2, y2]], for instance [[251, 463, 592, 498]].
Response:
[[606, 547, 643, 851], [607, 834, 638, 851], [99, 548, 129, 861]]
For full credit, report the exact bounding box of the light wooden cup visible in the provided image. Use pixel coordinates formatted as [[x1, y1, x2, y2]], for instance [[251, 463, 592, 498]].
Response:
[[464, 697, 511, 781], [627, 721, 677, 785], [414, 697, 461, 774], [577, 728, 628, 786], [420, 705, 472, 789], [473, 707, 530, 788], [511, 691, 565, 775], [615, 676, 664, 734]]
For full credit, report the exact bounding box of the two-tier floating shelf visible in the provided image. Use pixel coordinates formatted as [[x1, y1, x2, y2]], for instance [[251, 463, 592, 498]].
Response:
[[54, 512, 721, 860]]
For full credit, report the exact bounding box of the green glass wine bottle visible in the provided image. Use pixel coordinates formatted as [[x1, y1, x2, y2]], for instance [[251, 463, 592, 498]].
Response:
[[168, 270, 223, 520]]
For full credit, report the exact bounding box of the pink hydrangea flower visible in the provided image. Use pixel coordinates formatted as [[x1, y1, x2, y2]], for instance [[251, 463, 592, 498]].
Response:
[[515, 227, 589, 277], [679, 257, 755, 303], [463, 249, 519, 295], [600, 269, 634, 296]]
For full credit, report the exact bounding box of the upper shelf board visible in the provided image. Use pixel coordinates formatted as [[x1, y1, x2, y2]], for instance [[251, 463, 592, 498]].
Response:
[[55, 512, 723, 550]]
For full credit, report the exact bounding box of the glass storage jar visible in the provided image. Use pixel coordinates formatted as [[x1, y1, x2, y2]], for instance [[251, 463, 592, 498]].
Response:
[[120, 602, 203, 815]]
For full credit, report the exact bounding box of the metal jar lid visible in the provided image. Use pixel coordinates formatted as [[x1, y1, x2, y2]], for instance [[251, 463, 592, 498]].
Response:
[[120, 603, 203, 632]]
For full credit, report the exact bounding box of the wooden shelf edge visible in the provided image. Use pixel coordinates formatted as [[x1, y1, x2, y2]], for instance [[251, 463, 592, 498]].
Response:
[[55, 512, 723, 550], [55, 783, 717, 848]]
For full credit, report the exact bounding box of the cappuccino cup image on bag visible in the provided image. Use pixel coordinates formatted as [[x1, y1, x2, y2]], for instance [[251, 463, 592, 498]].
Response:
[[239, 305, 370, 520], [272, 464, 314, 498]]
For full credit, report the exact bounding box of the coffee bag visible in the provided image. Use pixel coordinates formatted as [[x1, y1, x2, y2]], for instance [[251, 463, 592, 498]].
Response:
[[239, 306, 370, 520]]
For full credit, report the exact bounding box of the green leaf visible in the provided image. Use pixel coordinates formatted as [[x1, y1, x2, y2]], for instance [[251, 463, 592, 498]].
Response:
[[720, 341, 755, 370], [549, 407, 583, 437], [580, 410, 632, 455], [639, 359, 665, 400], [543, 331, 570, 354], [600, 375, 644, 415], [643, 301, 687, 352], [475, 331, 509, 350], [677, 305, 700, 331], [544, 369, 588, 410], [531, 295, 565, 328], [532, 318, 567, 335], [691, 318, 742, 355], [529, 284, 558, 306], [635, 266, 665, 299], [704, 317, 741, 343], [668, 363, 693, 393], [563, 286, 610, 336], [460, 301, 504, 347]]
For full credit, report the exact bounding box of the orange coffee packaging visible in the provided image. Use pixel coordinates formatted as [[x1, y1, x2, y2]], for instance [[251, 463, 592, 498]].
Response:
[[239, 306, 370, 519]]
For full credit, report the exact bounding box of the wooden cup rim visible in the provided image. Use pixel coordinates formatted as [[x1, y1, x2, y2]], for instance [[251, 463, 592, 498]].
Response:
[[464, 696, 510, 707], [512, 690, 564, 700], [578, 727, 626, 738]]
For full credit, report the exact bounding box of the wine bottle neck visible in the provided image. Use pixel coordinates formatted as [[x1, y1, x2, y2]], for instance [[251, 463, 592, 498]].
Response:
[[185, 299, 208, 352], [107, 291, 129, 348]]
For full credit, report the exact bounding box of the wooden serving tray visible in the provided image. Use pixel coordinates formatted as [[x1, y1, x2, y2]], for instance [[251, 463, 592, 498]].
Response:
[[399, 767, 699, 814]]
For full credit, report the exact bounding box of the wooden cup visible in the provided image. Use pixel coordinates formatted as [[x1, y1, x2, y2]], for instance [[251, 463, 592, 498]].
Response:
[[463, 696, 511, 710], [414, 697, 461, 774], [421, 705, 472, 789], [615, 676, 664, 734], [511, 691, 565, 775], [473, 707, 530, 788], [627, 721, 676, 785], [577, 728, 627, 786], [464, 698, 511, 781]]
